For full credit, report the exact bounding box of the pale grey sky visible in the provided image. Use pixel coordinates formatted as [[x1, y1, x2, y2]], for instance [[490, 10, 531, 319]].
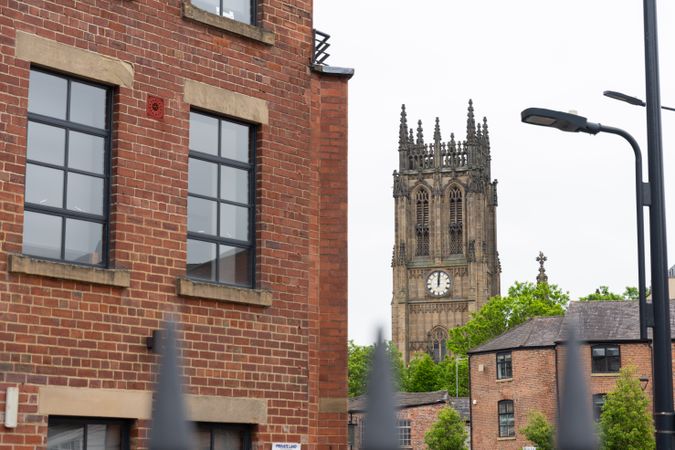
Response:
[[314, 0, 675, 345]]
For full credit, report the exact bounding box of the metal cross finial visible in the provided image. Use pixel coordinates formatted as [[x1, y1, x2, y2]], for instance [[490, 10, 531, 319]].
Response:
[[536, 251, 548, 284]]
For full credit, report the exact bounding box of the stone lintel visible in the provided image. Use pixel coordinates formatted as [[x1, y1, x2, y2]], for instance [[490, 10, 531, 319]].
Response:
[[9, 254, 131, 288], [319, 397, 348, 413], [177, 277, 272, 307], [184, 79, 269, 125], [182, 2, 275, 46], [38, 386, 267, 423], [14, 31, 134, 87]]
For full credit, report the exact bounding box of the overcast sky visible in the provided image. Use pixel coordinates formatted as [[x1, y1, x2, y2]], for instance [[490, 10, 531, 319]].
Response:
[[314, 0, 675, 345]]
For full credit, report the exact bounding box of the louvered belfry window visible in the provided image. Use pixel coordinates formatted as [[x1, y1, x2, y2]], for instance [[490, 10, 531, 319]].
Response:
[[415, 189, 429, 256], [449, 187, 463, 254]]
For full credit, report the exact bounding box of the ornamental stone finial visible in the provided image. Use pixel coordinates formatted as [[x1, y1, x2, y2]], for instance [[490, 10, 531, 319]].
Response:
[[416, 120, 424, 145], [466, 99, 476, 141], [536, 251, 548, 284], [433, 117, 441, 146], [399, 104, 408, 148]]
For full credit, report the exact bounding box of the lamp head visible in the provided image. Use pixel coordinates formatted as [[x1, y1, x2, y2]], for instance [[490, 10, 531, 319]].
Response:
[[603, 90, 646, 107], [521, 108, 600, 134]]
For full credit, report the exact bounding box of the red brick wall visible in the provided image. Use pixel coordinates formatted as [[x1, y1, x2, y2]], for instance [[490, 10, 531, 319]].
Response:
[[470, 349, 558, 450], [0, 1, 349, 449], [351, 402, 465, 450], [470, 342, 659, 450]]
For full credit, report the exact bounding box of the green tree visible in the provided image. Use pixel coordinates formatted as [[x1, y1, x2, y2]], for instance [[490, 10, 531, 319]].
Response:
[[403, 353, 442, 392], [447, 281, 569, 355], [580, 285, 643, 301], [520, 411, 555, 450], [424, 407, 468, 450], [599, 366, 655, 450], [437, 357, 469, 397], [348, 340, 405, 397]]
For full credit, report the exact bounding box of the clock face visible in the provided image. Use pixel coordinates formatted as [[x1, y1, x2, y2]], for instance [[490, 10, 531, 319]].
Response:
[[426, 270, 451, 297]]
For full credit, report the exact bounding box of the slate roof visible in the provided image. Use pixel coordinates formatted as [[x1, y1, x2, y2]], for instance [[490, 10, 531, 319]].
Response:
[[348, 390, 470, 421], [469, 300, 675, 355]]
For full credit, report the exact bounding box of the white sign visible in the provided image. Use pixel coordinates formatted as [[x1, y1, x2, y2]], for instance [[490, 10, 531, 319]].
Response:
[[272, 444, 300, 450]]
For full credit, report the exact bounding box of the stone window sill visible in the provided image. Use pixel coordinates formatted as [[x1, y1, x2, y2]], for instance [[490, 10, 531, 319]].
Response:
[[497, 436, 517, 441], [496, 377, 513, 383], [177, 277, 272, 307], [591, 372, 620, 377], [182, 2, 275, 46], [8, 254, 130, 287]]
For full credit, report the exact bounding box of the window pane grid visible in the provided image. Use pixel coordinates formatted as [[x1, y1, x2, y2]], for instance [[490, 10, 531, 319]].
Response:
[[24, 69, 110, 267], [188, 110, 254, 287], [591, 344, 621, 373], [397, 419, 411, 448], [496, 352, 512, 379], [498, 400, 515, 437]]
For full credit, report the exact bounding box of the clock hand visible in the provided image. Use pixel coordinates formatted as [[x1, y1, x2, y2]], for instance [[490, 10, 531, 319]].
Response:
[[437, 272, 440, 287]]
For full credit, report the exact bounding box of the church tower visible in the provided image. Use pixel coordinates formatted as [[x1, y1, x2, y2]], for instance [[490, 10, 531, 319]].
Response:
[[391, 101, 500, 363]]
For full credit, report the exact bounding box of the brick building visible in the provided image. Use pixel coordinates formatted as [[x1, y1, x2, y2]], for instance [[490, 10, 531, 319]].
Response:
[[348, 391, 470, 450], [0, 1, 352, 449], [468, 299, 675, 450]]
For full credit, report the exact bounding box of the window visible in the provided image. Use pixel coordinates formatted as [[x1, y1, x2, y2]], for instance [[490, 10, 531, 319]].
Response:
[[47, 417, 129, 450], [192, 0, 255, 25], [496, 351, 512, 380], [187, 111, 255, 287], [591, 344, 620, 373], [24, 69, 111, 266], [593, 393, 607, 422], [397, 419, 411, 448], [430, 326, 448, 362], [197, 423, 252, 450], [415, 189, 429, 256], [498, 400, 515, 438], [448, 187, 463, 254]]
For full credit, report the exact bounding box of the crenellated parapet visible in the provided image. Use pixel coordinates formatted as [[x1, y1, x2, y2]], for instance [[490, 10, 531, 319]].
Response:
[[397, 99, 491, 173]]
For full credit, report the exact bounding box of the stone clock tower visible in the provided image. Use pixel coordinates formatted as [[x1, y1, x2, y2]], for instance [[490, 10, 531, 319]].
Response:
[[391, 101, 500, 363]]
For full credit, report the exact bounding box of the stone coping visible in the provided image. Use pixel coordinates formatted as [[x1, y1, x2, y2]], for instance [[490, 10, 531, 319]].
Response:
[[8, 254, 131, 287], [177, 277, 272, 307], [182, 1, 274, 45]]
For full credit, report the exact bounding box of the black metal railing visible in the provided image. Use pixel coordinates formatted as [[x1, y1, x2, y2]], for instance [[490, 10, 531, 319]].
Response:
[[312, 29, 331, 65]]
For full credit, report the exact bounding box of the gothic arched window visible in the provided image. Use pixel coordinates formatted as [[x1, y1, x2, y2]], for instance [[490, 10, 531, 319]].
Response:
[[415, 189, 430, 256], [429, 326, 448, 362], [449, 187, 463, 255]]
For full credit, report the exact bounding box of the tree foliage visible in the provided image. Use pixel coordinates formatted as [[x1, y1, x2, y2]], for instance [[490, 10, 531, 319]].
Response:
[[599, 366, 655, 450], [424, 407, 468, 450], [579, 286, 641, 302], [447, 282, 569, 355], [520, 411, 555, 450], [348, 340, 405, 397], [401, 353, 468, 395]]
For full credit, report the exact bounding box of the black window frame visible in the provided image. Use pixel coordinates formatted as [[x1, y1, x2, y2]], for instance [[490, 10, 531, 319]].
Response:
[[197, 422, 253, 450], [187, 109, 256, 288], [592, 393, 607, 422], [47, 416, 130, 450], [496, 351, 513, 380], [591, 344, 621, 373], [498, 400, 515, 438], [24, 67, 112, 267], [192, 0, 258, 25], [397, 419, 411, 448]]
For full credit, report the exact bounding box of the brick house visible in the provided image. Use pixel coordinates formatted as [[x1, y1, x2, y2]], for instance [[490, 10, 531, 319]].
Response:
[[348, 391, 470, 450], [0, 1, 352, 449], [468, 298, 675, 450]]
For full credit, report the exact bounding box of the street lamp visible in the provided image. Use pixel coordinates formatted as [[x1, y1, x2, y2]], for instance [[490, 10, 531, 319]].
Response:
[[521, 106, 674, 448], [521, 108, 649, 339], [603, 90, 675, 112]]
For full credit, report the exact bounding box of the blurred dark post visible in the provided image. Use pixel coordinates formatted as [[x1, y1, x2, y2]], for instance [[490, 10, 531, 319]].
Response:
[[643, 0, 674, 448], [362, 329, 400, 450], [148, 320, 195, 450], [557, 321, 598, 450]]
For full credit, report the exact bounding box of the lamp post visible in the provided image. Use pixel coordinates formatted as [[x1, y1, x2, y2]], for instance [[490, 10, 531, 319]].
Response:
[[520, 108, 648, 339], [603, 90, 675, 112], [520, 107, 674, 448]]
